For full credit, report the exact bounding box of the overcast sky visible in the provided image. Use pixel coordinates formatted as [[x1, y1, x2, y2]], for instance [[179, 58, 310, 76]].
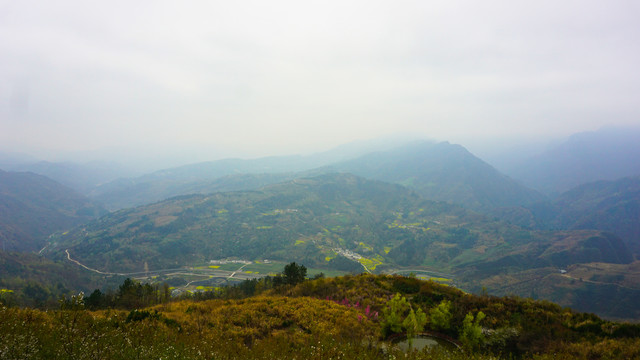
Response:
[[1, 0, 639, 162]]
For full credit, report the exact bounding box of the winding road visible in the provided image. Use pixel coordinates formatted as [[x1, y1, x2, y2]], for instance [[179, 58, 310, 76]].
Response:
[[65, 250, 124, 275], [64, 249, 264, 288]]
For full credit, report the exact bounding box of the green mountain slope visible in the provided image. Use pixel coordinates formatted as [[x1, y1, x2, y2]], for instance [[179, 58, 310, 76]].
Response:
[[553, 176, 640, 253], [0, 250, 116, 308], [0, 170, 107, 252], [89, 140, 545, 213], [322, 141, 546, 212], [494, 176, 640, 255], [89, 137, 410, 210], [476, 261, 640, 320], [52, 173, 467, 271], [46, 174, 632, 315], [90, 172, 297, 211]]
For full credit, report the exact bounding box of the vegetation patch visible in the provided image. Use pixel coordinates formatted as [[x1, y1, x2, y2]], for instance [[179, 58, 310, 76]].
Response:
[[3, 267, 640, 359]]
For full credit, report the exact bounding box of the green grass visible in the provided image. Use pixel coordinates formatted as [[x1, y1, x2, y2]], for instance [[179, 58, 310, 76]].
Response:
[[208, 263, 247, 271], [242, 261, 286, 274]]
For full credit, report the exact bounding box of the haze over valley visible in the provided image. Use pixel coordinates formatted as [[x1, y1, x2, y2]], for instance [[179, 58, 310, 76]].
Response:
[[2, 127, 640, 320]]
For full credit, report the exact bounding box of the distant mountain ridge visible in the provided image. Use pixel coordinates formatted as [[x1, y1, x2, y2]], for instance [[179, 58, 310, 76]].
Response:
[[89, 137, 416, 210], [0, 170, 107, 252], [90, 140, 545, 213], [492, 176, 640, 256], [320, 141, 546, 212], [2, 160, 135, 195], [506, 126, 640, 195], [90, 172, 298, 211], [548, 176, 639, 254]]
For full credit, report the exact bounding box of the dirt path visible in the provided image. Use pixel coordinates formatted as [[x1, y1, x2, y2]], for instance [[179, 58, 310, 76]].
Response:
[[228, 263, 250, 279]]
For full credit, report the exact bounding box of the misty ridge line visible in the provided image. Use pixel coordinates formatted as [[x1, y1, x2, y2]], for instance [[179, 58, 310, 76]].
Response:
[[2, 126, 640, 211]]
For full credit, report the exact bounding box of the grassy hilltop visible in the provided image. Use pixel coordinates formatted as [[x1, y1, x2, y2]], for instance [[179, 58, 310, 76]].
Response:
[[2, 273, 640, 359]]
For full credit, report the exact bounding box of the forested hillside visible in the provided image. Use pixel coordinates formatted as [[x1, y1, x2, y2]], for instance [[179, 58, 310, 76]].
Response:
[[88, 141, 545, 212], [49, 174, 626, 273], [43, 173, 636, 318], [91, 172, 296, 211], [0, 170, 107, 251], [0, 250, 116, 308], [87, 137, 403, 210], [493, 176, 640, 255], [320, 141, 546, 212]]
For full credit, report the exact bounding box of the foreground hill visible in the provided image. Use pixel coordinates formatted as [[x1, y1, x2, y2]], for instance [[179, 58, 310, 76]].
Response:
[[45, 174, 634, 318], [2, 274, 640, 359], [0, 170, 107, 252], [319, 141, 546, 212]]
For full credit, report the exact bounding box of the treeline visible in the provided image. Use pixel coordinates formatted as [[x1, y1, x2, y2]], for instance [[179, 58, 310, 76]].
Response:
[[81, 278, 172, 310], [78, 262, 312, 309], [181, 262, 316, 301]]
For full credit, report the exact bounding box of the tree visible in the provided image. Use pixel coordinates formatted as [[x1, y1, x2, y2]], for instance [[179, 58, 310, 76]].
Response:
[[117, 278, 141, 308], [0, 289, 15, 307], [162, 283, 171, 303], [283, 262, 307, 286], [381, 292, 428, 344], [381, 293, 409, 337], [403, 306, 427, 348], [460, 311, 486, 350], [84, 289, 104, 310], [429, 299, 452, 332], [24, 282, 51, 308]]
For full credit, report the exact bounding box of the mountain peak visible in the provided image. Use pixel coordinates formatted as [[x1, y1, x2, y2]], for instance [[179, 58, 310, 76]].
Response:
[[325, 141, 544, 211]]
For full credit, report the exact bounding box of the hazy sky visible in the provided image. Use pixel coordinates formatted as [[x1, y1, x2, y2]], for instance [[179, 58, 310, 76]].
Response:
[[1, 0, 639, 161]]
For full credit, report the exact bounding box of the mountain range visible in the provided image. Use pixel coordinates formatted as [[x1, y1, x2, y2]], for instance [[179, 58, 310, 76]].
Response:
[[44, 173, 637, 318], [320, 141, 545, 212], [88, 141, 545, 212], [2, 129, 640, 320]]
